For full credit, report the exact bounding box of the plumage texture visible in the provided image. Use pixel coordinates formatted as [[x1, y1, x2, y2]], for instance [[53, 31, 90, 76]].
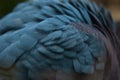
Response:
[[116, 21, 120, 38], [0, 0, 119, 80]]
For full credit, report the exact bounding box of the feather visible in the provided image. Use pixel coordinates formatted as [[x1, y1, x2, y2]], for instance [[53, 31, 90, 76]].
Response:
[[0, 0, 119, 80]]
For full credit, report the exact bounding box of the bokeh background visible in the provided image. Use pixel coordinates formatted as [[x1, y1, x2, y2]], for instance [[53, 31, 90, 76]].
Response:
[[0, 0, 120, 21], [93, 0, 120, 21], [0, 0, 25, 18]]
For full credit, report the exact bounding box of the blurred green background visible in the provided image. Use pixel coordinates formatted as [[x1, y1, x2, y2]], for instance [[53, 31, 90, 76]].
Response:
[[0, 0, 120, 21], [0, 0, 25, 18]]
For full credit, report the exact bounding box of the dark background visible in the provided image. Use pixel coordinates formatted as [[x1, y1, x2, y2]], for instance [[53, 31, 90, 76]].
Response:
[[0, 0, 25, 18]]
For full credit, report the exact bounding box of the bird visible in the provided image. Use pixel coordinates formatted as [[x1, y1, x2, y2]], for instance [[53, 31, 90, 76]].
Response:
[[0, 0, 119, 80]]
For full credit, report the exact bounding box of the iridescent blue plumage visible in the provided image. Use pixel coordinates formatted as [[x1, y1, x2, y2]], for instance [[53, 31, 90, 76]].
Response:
[[0, 0, 116, 80]]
